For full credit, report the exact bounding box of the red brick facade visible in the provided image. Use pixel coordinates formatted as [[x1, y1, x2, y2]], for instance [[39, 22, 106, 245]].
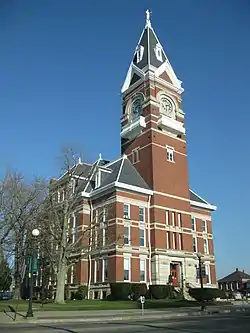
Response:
[[62, 14, 217, 299]]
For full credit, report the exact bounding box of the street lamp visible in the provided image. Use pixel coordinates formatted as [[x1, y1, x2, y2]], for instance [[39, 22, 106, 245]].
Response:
[[197, 252, 205, 311], [26, 228, 40, 318]]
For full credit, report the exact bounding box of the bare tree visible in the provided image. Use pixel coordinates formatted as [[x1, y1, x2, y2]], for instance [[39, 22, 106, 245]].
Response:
[[40, 149, 119, 304], [0, 171, 46, 298]]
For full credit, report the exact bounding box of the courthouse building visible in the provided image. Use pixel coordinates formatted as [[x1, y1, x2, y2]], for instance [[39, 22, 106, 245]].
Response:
[[54, 11, 217, 299]]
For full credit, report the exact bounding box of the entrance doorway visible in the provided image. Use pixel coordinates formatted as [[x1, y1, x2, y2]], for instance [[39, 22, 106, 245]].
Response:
[[170, 263, 179, 286]]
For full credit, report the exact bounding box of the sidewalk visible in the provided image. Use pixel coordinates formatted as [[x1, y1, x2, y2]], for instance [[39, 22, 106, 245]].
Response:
[[2, 304, 250, 325]]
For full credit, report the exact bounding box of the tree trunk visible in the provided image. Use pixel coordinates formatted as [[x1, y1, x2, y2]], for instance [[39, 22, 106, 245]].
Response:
[[54, 262, 67, 304]]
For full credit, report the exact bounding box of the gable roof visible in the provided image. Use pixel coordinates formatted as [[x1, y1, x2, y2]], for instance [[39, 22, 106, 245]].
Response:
[[218, 269, 250, 283]]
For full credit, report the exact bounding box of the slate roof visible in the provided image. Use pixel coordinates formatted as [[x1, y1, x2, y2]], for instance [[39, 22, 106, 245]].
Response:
[[189, 190, 208, 205], [55, 154, 213, 207], [132, 25, 167, 70], [218, 269, 250, 283], [83, 156, 150, 196]]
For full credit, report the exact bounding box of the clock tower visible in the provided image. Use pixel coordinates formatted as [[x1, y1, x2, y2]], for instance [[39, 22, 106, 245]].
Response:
[[120, 10, 188, 201]]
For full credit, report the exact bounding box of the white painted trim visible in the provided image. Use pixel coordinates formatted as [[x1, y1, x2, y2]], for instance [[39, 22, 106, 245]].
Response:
[[190, 200, 217, 211], [117, 155, 126, 181], [115, 181, 153, 195]]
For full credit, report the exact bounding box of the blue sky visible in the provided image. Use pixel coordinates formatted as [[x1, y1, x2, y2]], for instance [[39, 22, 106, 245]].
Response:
[[1, 0, 250, 278]]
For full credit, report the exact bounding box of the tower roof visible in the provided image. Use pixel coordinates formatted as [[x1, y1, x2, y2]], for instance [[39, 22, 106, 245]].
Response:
[[122, 10, 183, 94]]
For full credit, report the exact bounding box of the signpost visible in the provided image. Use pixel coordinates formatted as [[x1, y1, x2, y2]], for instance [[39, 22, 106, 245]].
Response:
[[140, 295, 145, 315]]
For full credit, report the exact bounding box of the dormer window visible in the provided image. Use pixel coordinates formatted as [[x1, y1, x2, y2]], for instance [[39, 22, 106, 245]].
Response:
[[136, 45, 144, 63], [95, 171, 101, 188], [154, 43, 163, 62]]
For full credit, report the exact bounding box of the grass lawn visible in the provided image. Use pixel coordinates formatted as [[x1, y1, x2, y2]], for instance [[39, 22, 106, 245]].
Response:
[[0, 299, 200, 312]]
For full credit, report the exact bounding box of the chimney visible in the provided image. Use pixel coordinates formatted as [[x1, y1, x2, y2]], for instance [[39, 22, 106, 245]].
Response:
[[236, 268, 238, 272], [243, 269, 244, 273]]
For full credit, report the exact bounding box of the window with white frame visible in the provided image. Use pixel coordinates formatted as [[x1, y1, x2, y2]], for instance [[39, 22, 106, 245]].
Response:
[[172, 232, 176, 249], [192, 236, 197, 252], [124, 225, 130, 245], [172, 212, 175, 226], [72, 214, 78, 243], [103, 258, 108, 282], [94, 260, 97, 283], [204, 238, 208, 254], [58, 190, 64, 202], [178, 233, 182, 250], [95, 171, 101, 188], [154, 43, 163, 62], [136, 45, 144, 63], [124, 257, 130, 281], [177, 213, 182, 227], [192, 218, 196, 231], [166, 231, 170, 249], [202, 220, 207, 233], [140, 228, 145, 247], [132, 148, 140, 164], [103, 207, 108, 246], [123, 204, 130, 219], [166, 210, 169, 225], [139, 207, 145, 222], [205, 264, 211, 284], [140, 259, 146, 282], [166, 147, 174, 162]]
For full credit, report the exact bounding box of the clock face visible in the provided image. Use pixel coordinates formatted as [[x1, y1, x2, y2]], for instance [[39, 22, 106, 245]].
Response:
[[132, 99, 142, 117], [161, 98, 175, 118]]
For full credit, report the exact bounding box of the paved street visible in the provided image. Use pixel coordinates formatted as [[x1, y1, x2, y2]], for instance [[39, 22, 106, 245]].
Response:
[[0, 313, 249, 332]]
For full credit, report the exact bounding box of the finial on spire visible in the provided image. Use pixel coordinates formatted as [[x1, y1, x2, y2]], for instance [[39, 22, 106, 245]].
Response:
[[145, 9, 152, 27]]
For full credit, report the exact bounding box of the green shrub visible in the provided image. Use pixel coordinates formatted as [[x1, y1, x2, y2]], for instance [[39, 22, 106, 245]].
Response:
[[110, 283, 132, 300], [149, 285, 168, 299], [75, 285, 88, 300], [131, 283, 147, 299], [188, 288, 224, 302]]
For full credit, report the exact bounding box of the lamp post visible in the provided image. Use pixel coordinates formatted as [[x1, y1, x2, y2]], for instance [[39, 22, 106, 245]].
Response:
[[26, 228, 40, 318], [197, 252, 205, 311]]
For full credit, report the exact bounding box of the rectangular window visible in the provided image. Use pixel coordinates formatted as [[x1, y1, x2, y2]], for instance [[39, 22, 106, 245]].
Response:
[[202, 220, 207, 233], [95, 171, 101, 188], [103, 258, 108, 282], [177, 213, 182, 227], [166, 147, 174, 162], [139, 207, 145, 222], [94, 260, 97, 283], [59, 190, 64, 202], [124, 257, 130, 281], [124, 226, 130, 245], [172, 212, 175, 226], [166, 231, 170, 249], [123, 204, 130, 219], [204, 238, 208, 254], [73, 214, 78, 242], [172, 233, 176, 249], [140, 259, 146, 282], [205, 264, 211, 284], [192, 237, 197, 252], [140, 228, 145, 247], [192, 218, 196, 231], [179, 233, 182, 250], [166, 210, 169, 225], [132, 148, 140, 164]]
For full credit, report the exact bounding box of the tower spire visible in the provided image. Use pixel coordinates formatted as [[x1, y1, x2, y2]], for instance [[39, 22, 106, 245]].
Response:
[[145, 9, 152, 28], [121, 11, 183, 94]]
